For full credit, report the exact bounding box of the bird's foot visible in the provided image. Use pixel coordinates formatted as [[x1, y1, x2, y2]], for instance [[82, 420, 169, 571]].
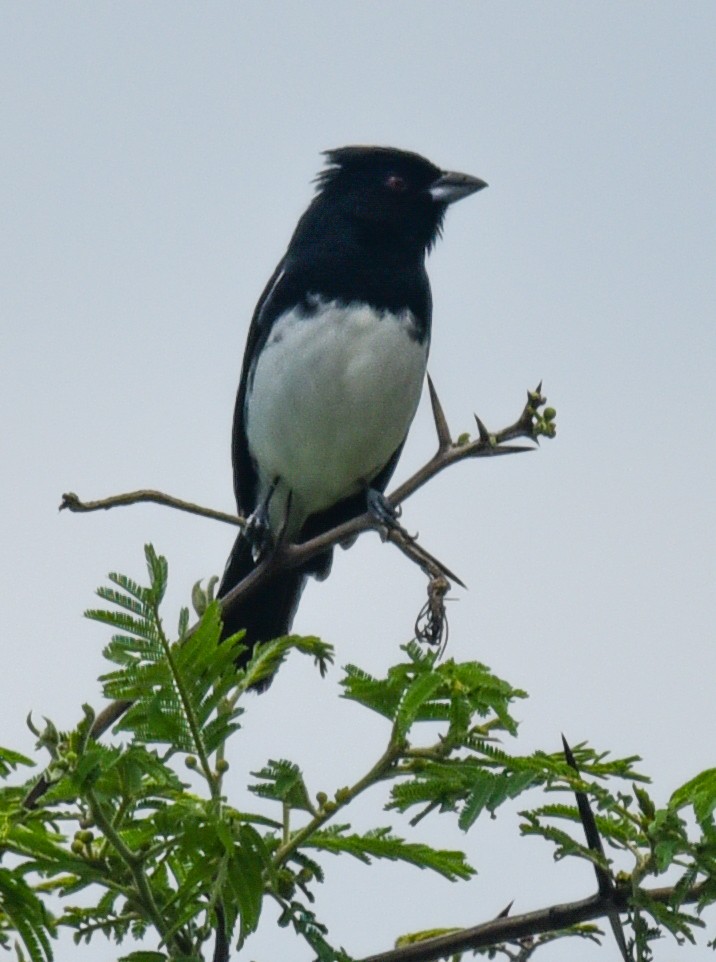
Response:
[[367, 488, 400, 525], [243, 476, 284, 562], [366, 489, 417, 542], [243, 504, 274, 562]]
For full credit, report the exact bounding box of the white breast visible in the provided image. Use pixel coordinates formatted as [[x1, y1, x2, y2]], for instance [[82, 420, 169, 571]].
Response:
[[245, 297, 428, 537]]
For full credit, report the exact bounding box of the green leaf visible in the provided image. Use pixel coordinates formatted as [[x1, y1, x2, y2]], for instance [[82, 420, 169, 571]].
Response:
[[143, 544, 168, 606], [226, 824, 270, 945], [93, 555, 244, 760], [632, 889, 703, 942], [520, 810, 611, 872], [342, 647, 526, 741], [276, 899, 348, 962], [250, 760, 313, 813], [458, 772, 498, 830], [305, 826, 474, 881], [0, 747, 34, 778], [341, 664, 398, 719], [241, 635, 333, 690], [394, 671, 444, 737], [670, 769, 716, 829], [0, 867, 55, 962], [118, 953, 168, 961]]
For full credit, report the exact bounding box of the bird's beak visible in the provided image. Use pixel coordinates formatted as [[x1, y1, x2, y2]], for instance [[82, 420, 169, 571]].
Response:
[[428, 171, 488, 204]]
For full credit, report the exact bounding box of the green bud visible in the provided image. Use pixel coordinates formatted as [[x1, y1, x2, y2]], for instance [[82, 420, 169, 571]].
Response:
[[185, 756, 198, 769], [192, 580, 207, 617], [216, 758, 229, 774], [276, 869, 296, 899], [543, 407, 556, 421], [634, 786, 656, 820]]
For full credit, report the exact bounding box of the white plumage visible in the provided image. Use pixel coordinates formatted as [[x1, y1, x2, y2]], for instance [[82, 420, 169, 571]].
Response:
[[245, 297, 428, 538]]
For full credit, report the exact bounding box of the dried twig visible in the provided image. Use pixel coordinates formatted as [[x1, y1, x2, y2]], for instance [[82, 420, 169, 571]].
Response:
[[414, 575, 450, 652], [60, 490, 242, 528]]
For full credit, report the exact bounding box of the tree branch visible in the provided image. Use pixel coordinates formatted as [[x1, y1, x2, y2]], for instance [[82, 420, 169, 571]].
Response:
[[562, 735, 630, 961], [60, 489, 242, 528], [272, 740, 403, 869], [42, 385, 554, 758], [216, 383, 553, 620], [357, 882, 705, 962]]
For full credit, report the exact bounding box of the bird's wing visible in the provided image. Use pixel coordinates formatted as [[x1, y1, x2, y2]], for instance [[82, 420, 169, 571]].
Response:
[[230, 258, 300, 514]]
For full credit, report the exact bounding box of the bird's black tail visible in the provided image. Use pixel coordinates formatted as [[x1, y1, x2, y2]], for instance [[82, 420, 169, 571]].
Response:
[[217, 533, 308, 668]]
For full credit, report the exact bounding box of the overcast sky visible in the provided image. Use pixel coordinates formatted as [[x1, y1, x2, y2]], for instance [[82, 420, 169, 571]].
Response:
[[2, 4, 715, 961]]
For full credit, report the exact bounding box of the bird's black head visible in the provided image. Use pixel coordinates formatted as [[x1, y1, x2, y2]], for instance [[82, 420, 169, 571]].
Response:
[[301, 145, 487, 257]]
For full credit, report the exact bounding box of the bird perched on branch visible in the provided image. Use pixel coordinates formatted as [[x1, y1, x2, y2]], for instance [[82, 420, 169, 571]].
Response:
[[218, 146, 486, 663]]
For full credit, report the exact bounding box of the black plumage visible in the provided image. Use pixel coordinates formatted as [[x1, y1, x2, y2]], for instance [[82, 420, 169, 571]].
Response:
[[218, 146, 486, 663]]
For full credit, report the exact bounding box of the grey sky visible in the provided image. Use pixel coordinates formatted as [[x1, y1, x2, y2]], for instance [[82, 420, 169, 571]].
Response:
[[2, 3, 715, 960]]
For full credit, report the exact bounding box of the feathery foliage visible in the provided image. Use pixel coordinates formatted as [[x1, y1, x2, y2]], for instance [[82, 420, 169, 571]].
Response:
[[0, 548, 712, 961]]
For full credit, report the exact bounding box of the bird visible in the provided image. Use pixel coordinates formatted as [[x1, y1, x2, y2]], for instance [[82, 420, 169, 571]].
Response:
[[218, 145, 486, 669]]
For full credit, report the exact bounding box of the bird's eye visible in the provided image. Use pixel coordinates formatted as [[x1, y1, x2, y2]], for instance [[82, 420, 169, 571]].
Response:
[[385, 174, 408, 192]]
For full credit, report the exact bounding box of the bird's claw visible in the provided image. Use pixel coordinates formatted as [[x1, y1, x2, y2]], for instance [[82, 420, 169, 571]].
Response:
[[367, 489, 421, 544], [367, 489, 401, 527], [244, 505, 273, 562]]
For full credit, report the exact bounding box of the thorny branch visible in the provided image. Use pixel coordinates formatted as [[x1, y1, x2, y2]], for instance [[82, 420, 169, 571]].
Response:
[[356, 882, 706, 962], [61, 379, 555, 627], [46, 383, 555, 759], [561, 735, 630, 961]]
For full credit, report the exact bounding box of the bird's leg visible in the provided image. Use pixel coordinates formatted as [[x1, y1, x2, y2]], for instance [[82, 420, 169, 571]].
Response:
[[244, 477, 280, 561], [366, 487, 401, 526], [275, 488, 294, 545], [366, 487, 418, 544]]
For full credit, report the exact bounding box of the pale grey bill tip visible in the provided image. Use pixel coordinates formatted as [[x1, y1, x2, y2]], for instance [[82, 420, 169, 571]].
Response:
[[428, 171, 488, 204]]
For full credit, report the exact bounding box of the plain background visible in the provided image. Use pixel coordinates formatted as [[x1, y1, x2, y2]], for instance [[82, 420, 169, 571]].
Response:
[[2, 3, 714, 960]]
